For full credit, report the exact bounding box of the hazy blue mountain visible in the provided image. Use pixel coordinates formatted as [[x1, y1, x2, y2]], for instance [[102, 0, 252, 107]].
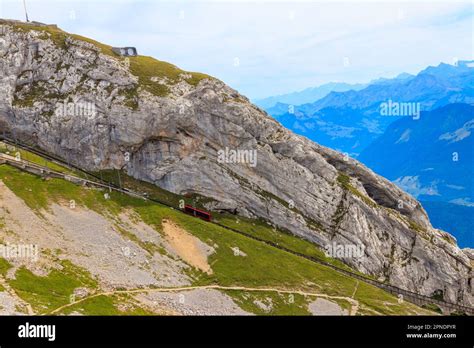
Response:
[[420, 201, 474, 248], [274, 106, 387, 155], [358, 103, 473, 203], [265, 102, 295, 117], [259, 73, 413, 114], [369, 72, 414, 86], [358, 103, 474, 247], [255, 82, 367, 110], [272, 61, 474, 156]]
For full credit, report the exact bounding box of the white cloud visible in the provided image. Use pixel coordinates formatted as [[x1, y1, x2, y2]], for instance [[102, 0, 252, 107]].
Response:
[[1, 0, 472, 99]]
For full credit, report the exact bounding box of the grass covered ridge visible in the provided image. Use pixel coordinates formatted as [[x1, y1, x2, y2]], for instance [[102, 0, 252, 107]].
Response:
[[128, 55, 210, 97], [4, 20, 211, 100]]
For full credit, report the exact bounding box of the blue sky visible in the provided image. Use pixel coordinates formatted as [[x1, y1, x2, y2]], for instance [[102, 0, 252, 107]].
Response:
[[1, 0, 472, 99]]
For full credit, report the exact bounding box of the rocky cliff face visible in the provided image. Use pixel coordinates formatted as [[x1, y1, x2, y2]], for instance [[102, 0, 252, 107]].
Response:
[[0, 20, 472, 306]]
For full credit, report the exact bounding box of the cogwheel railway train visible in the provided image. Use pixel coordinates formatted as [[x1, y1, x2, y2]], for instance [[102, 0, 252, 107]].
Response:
[[183, 204, 212, 222]]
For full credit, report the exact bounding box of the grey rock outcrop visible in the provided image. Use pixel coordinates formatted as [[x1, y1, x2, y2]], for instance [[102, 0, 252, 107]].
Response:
[[0, 20, 472, 306]]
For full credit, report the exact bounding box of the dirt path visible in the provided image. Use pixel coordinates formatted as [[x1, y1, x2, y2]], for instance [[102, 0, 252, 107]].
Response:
[[350, 280, 360, 315], [48, 284, 359, 315]]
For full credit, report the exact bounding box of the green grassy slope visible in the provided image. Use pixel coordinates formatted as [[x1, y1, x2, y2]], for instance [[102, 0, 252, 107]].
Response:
[[0, 149, 435, 315]]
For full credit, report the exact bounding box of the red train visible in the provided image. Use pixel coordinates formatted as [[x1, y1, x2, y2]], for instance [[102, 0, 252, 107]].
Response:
[[183, 204, 212, 221]]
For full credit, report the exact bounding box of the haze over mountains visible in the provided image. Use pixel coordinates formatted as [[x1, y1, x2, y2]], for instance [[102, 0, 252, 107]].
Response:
[[254, 82, 367, 110], [265, 61, 473, 156], [261, 61, 474, 247], [255, 73, 416, 111]]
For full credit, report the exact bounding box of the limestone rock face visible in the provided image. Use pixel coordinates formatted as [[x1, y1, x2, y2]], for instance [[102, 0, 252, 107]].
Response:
[[0, 21, 472, 306]]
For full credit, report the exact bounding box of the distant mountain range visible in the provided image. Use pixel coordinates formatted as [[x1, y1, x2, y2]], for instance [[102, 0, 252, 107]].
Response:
[[267, 61, 474, 156], [299, 62, 473, 114], [262, 61, 474, 247], [262, 73, 415, 116], [254, 82, 367, 110], [255, 73, 418, 111]]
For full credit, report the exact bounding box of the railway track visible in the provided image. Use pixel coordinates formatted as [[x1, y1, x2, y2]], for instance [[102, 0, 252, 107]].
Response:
[[0, 134, 473, 315]]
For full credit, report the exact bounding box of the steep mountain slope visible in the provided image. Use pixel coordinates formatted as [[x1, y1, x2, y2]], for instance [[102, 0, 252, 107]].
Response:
[[0, 143, 435, 315], [270, 61, 474, 155], [0, 19, 472, 306]]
